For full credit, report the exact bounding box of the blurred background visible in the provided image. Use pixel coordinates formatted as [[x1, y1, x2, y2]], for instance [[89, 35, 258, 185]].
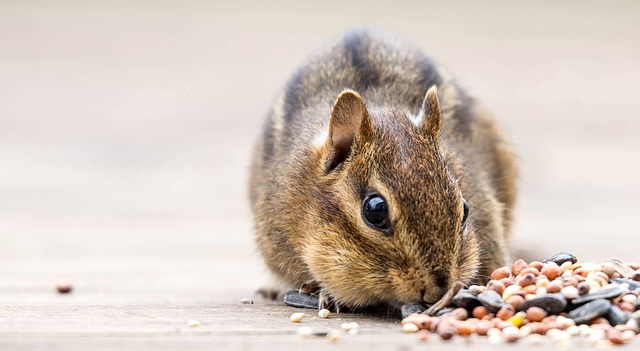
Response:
[[2, 1, 639, 305]]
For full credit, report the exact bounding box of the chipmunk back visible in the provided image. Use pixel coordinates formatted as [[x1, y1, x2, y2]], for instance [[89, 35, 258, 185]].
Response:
[[249, 29, 517, 310]]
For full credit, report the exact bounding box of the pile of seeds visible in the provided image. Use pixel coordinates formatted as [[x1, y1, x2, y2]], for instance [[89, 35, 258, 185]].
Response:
[[401, 257, 640, 346]]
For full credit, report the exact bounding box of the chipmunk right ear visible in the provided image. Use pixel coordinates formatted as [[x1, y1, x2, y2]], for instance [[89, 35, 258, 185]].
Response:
[[325, 89, 374, 171], [420, 86, 442, 139]]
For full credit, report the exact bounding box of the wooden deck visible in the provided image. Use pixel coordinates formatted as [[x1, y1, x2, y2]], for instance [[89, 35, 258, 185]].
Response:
[[2, 1, 640, 349]]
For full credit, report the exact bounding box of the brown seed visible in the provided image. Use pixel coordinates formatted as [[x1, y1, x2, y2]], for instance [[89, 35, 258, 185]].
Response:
[[517, 273, 535, 287], [472, 306, 490, 319], [452, 307, 468, 320], [546, 280, 562, 293], [577, 281, 590, 295], [526, 306, 548, 322], [437, 326, 455, 340], [512, 259, 528, 276], [505, 294, 524, 309], [561, 276, 579, 287], [497, 304, 515, 321], [491, 266, 511, 281], [486, 280, 506, 295], [456, 322, 473, 336], [56, 282, 73, 294], [607, 329, 625, 344]]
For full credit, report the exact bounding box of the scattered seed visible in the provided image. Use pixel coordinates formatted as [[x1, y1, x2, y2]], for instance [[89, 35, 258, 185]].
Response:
[[402, 322, 419, 333], [326, 329, 341, 342], [297, 326, 313, 337], [290, 312, 305, 323], [239, 297, 253, 304], [187, 320, 200, 327], [56, 281, 73, 294], [317, 309, 330, 318]]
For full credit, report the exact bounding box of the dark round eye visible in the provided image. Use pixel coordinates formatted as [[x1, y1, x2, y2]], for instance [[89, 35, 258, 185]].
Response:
[[362, 194, 390, 231], [462, 199, 470, 228]]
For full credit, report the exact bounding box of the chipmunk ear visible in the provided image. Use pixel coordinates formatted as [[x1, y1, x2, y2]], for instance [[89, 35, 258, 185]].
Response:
[[420, 86, 442, 139], [325, 89, 374, 171]]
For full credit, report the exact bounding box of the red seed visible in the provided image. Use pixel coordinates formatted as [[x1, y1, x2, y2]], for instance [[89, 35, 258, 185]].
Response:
[[401, 314, 433, 330], [528, 322, 548, 335], [475, 321, 492, 335], [437, 327, 455, 340], [456, 322, 473, 336], [541, 264, 562, 280], [511, 259, 528, 276], [472, 306, 490, 319], [491, 266, 511, 281], [505, 295, 525, 309], [526, 307, 547, 322], [417, 329, 430, 341], [607, 329, 625, 345], [486, 280, 506, 295], [520, 267, 540, 276], [546, 280, 562, 293], [619, 301, 635, 313], [528, 261, 544, 270], [497, 304, 515, 321]]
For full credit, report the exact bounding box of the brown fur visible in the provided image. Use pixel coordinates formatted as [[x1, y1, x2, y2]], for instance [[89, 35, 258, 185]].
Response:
[[249, 30, 517, 310]]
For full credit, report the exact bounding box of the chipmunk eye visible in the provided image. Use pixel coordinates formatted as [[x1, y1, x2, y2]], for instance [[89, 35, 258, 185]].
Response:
[[462, 199, 470, 228], [362, 194, 390, 231]]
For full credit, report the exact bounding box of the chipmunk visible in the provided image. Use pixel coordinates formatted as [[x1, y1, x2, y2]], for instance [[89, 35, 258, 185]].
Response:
[[249, 29, 517, 312]]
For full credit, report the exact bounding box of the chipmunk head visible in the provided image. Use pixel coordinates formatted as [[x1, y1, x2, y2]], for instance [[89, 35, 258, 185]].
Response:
[[303, 87, 480, 308]]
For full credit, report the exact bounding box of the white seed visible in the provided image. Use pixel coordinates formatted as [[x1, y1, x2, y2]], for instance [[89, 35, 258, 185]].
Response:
[[526, 334, 545, 346], [621, 330, 635, 342], [566, 325, 581, 336], [579, 324, 592, 336], [488, 334, 503, 344], [487, 328, 502, 338], [347, 328, 358, 335], [549, 330, 570, 343], [239, 297, 253, 304], [562, 269, 574, 277], [519, 325, 532, 337], [402, 323, 419, 333], [297, 326, 313, 337], [503, 326, 519, 342], [502, 284, 522, 300], [468, 285, 487, 295], [341, 322, 359, 331], [588, 329, 606, 342], [557, 315, 576, 329], [536, 287, 548, 296], [187, 320, 200, 327], [622, 294, 638, 305], [327, 329, 341, 342], [561, 286, 579, 299], [561, 261, 573, 272], [290, 312, 305, 323], [318, 309, 330, 319]]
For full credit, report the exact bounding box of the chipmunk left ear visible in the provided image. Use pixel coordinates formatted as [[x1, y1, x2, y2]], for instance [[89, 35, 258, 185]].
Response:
[[325, 89, 374, 172], [420, 86, 442, 139]]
